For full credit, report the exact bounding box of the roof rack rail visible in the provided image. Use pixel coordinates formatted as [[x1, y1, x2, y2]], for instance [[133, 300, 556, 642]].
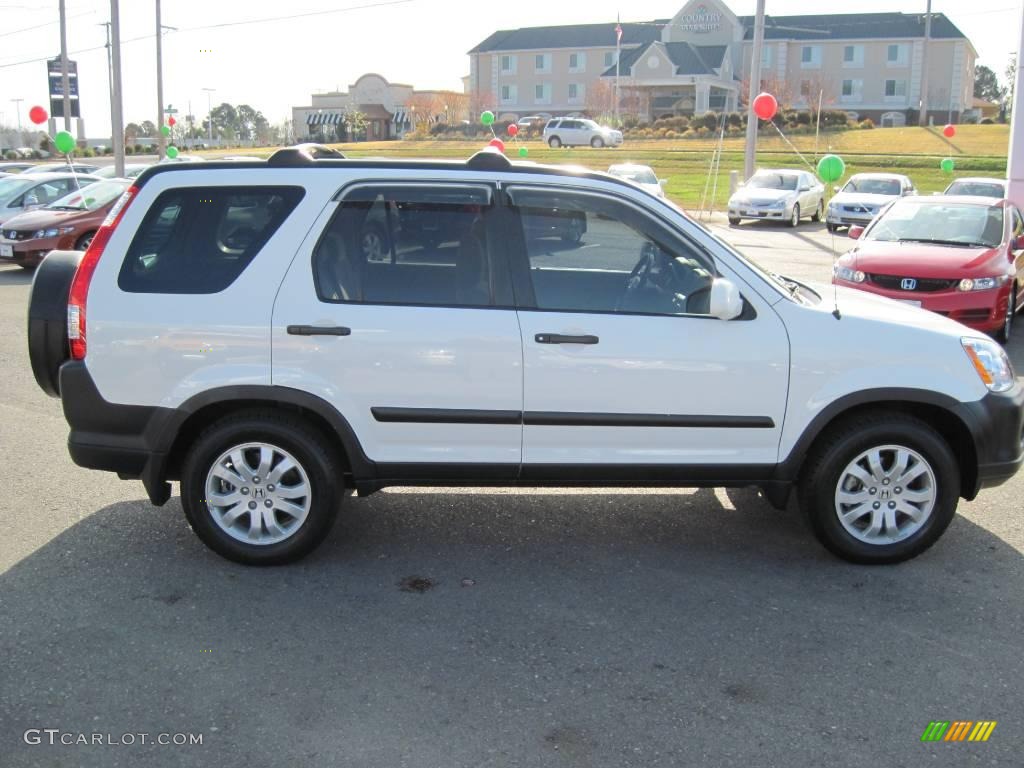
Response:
[[268, 143, 346, 166], [466, 147, 512, 172]]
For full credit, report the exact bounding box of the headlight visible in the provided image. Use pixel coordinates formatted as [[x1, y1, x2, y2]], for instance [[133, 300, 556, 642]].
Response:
[[962, 337, 1015, 393], [32, 226, 73, 239], [769, 200, 786, 209], [958, 276, 1008, 292], [833, 264, 865, 283]]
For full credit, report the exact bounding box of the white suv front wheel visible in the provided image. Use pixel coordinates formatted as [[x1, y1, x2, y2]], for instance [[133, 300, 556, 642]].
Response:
[[591, 137, 604, 148], [181, 410, 342, 565], [548, 137, 562, 148]]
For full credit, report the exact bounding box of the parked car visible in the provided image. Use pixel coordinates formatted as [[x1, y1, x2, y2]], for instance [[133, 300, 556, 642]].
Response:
[[517, 115, 547, 130], [942, 177, 1007, 199], [0, 172, 100, 226], [26, 146, 1022, 567], [158, 154, 206, 163], [727, 169, 825, 227], [94, 163, 153, 179], [25, 162, 101, 175], [826, 173, 916, 232], [607, 164, 666, 198], [543, 118, 623, 148], [832, 195, 1024, 342], [0, 178, 131, 269], [0, 161, 37, 174]]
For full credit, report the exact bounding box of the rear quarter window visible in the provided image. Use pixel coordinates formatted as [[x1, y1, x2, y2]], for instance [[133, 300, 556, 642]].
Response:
[[118, 185, 304, 294]]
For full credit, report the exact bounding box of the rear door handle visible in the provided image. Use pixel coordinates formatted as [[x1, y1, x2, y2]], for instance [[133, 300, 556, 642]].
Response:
[[287, 325, 351, 337], [535, 333, 599, 345]]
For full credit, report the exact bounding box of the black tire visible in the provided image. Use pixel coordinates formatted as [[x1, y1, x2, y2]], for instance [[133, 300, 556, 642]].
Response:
[[591, 137, 604, 148], [728, 216, 741, 226], [812, 199, 824, 222], [787, 203, 801, 228], [798, 411, 959, 564], [74, 231, 96, 251], [18, 263, 36, 271], [180, 410, 342, 565], [996, 289, 1015, 344], [548, 137, 562, 148]]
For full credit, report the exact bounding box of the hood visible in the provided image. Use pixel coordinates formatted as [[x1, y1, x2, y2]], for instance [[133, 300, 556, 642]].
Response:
[[838, 241, 1002, 276], [831, 192, 899, 208], [733, 188, 792, 204], [808, 282, 979, 336], [1, 207, 88, 233]]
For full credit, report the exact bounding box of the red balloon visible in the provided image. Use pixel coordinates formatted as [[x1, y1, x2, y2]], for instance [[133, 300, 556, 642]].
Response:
[[752, 92, 778, 121], [507, 123, 518, 136], [28, 105, 48, 125], [168, 116, 177, 127], [942, 124, 955, 138], [488, 138, 506, 153]]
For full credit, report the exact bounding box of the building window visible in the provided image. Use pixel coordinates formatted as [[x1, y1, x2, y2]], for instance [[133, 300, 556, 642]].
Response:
[[887, 44, 908, 67], [500, 54, 516, 74], [841, 79, 863, 102], [535, 54, 550, 73], [885, 79, 907, 98], [761, 46, 772, 68], [800, 46, 821, 69], [843, 45, 863, 68], [569, 52, 586, 72], [568, 83, 585, 104], [604, 51, 618, 68], [501, 84, 517, 104], [534, 83, 551, 105]]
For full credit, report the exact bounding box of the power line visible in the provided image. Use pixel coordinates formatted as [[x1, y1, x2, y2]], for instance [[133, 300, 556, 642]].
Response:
[[0, 10, 94, 39]]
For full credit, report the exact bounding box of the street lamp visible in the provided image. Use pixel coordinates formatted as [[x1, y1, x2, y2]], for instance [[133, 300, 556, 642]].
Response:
[[202, 87, 215, 146], [10, 98, 24, 150]]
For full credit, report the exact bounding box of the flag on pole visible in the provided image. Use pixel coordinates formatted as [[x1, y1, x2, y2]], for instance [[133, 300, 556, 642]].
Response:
[[615, 21, 623, 44]]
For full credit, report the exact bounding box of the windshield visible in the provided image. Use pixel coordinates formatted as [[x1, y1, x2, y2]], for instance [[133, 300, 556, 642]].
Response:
[[610, 167, 657, 185], [0, 177, 35, 202], [842, 177, 901, 196], [748, 173, 798, 191], [945, 181, 1005, 198], [866, 200, 1004, 247], [45, 180, 128, 211]]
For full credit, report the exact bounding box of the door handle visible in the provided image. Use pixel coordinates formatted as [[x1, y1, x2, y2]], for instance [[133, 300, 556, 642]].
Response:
[[287, 325, 351, 336], [535, 333, 599, 345]]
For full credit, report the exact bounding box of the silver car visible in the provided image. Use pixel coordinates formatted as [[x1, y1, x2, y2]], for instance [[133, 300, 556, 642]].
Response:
[[826, 173, 915, 232], [543, 118, 623, 148], [0, 172, 101, 226], [727, 169, 825, 228], [942, 177, 1007, 199]]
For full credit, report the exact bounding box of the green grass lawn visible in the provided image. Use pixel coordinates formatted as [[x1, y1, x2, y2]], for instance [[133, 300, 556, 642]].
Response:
[[197, 125, 1010, 210]]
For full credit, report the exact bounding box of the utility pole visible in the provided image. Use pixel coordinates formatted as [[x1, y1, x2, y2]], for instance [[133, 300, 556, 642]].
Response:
[[155, 2, 177, 159], [11, 98, 24, 148], [59, 0, 72, 132], [1007, 4, 1024, 204], [744, 0, 766, 180], [918, 0, 932, 126], [110, 0, 125, 177], [203, 87, 215, 146], [99, 22, 115, 154]]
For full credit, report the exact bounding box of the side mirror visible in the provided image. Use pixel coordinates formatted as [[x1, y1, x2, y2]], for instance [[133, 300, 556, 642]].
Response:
[[1013, 234, 1024, 251], [709, 277, 743, 321], [798, 185, 810, 192], [848, 225, 865, 239], [833, 186, 841, 193], [659, 179, 667, 187]]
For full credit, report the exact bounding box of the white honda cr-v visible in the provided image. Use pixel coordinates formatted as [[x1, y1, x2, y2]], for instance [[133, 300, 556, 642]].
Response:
[[27, 144, 1023, 565]]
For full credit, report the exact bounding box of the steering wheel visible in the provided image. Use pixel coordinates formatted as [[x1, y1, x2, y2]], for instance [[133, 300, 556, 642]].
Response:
[[615, 246, 658, 311], [683, 284, 712, 315]]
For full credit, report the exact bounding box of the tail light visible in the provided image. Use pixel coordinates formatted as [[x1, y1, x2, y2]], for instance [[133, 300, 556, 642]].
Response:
[[67, 185, 138, 360]]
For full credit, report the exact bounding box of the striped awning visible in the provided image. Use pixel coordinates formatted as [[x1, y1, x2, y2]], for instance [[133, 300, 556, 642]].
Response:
[[306, 112, 343, 126], [392, 110, 406, 124]]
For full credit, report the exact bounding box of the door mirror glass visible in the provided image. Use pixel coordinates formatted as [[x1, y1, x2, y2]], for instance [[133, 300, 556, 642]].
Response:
[[848, 225, 865, 239], [1013, 234, 1024, 251], [709, 277, 743, 321]]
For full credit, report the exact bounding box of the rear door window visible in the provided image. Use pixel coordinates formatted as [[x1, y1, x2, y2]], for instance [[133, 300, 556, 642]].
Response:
[[118, 186, 304, 294]]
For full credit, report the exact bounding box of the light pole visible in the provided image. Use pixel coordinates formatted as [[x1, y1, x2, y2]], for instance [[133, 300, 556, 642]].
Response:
[[10, 98, 24, 149], [918, 0, 933, 126], [99, 22, 114, 153], [155, 1, 177, 159], [743, 0, 766, 180], [110, 0, 126, 177], [59, 0, 72, 132], [202, 87, 215, 146]]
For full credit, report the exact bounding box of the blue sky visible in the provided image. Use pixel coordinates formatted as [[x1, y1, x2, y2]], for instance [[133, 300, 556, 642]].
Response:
[[0, 0, 1020, 136]]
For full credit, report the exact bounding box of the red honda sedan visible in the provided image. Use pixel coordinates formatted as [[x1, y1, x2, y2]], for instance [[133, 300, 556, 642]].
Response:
[[832, 196, 1024, 342]]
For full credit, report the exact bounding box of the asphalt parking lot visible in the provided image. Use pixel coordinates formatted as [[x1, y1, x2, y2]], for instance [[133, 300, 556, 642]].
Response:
[[1, 221, 1022, 767]]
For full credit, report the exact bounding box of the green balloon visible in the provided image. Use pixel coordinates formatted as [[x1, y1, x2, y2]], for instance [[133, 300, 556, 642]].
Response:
[[940, 158, 955, 173], [816, 154, 845, 183], [165, 146, 179, 159], [518, 146, 528, 157], [160, 125, 171, 137], [54, 130, 75, 154], [480, 110, 495, 126]]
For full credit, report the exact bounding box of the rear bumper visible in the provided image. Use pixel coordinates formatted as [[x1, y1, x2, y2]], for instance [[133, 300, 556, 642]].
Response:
[[954, 383, 1024, 494]]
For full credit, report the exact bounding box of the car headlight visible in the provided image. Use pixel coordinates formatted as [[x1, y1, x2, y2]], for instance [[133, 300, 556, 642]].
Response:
[[32, 226, 73, 239], [958, 276, 1008, 292], [833, 264, 866, 283], [769, 200, 786, 209], [962, 337, 1015, 393]]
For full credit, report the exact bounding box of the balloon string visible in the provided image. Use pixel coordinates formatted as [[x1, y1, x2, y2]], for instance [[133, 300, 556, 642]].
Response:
[[768, 120, 816, 172]]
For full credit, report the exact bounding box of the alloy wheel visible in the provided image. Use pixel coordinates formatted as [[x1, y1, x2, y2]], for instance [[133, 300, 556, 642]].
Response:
[[204, 442, 312, 546], [834, 444, 936, 545]]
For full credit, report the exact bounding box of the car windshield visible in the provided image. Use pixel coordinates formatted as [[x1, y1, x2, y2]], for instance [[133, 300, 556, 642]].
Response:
[[748, 173, 798, 191], [842, 178, 901, 195], [0, 177, 35, 203], [610, 167, 657, 185], [866, 200, 1004, 247], [45, 180, 128, 211], [945, 181, 1005, 198]]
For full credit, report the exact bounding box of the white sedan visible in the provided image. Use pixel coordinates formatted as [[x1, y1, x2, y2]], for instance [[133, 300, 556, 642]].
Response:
[[826, 172, 915, 232], [727, 169, 825, 228], [607, 164, 666, 198]]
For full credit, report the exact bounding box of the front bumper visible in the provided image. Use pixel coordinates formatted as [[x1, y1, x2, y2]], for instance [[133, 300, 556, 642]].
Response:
[[832, 279, 1009, 333], [0, 236, 63, 266], [954, 382, 1024, 494], [728, 205, 788, 221], [826, 210, 875, 227]]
